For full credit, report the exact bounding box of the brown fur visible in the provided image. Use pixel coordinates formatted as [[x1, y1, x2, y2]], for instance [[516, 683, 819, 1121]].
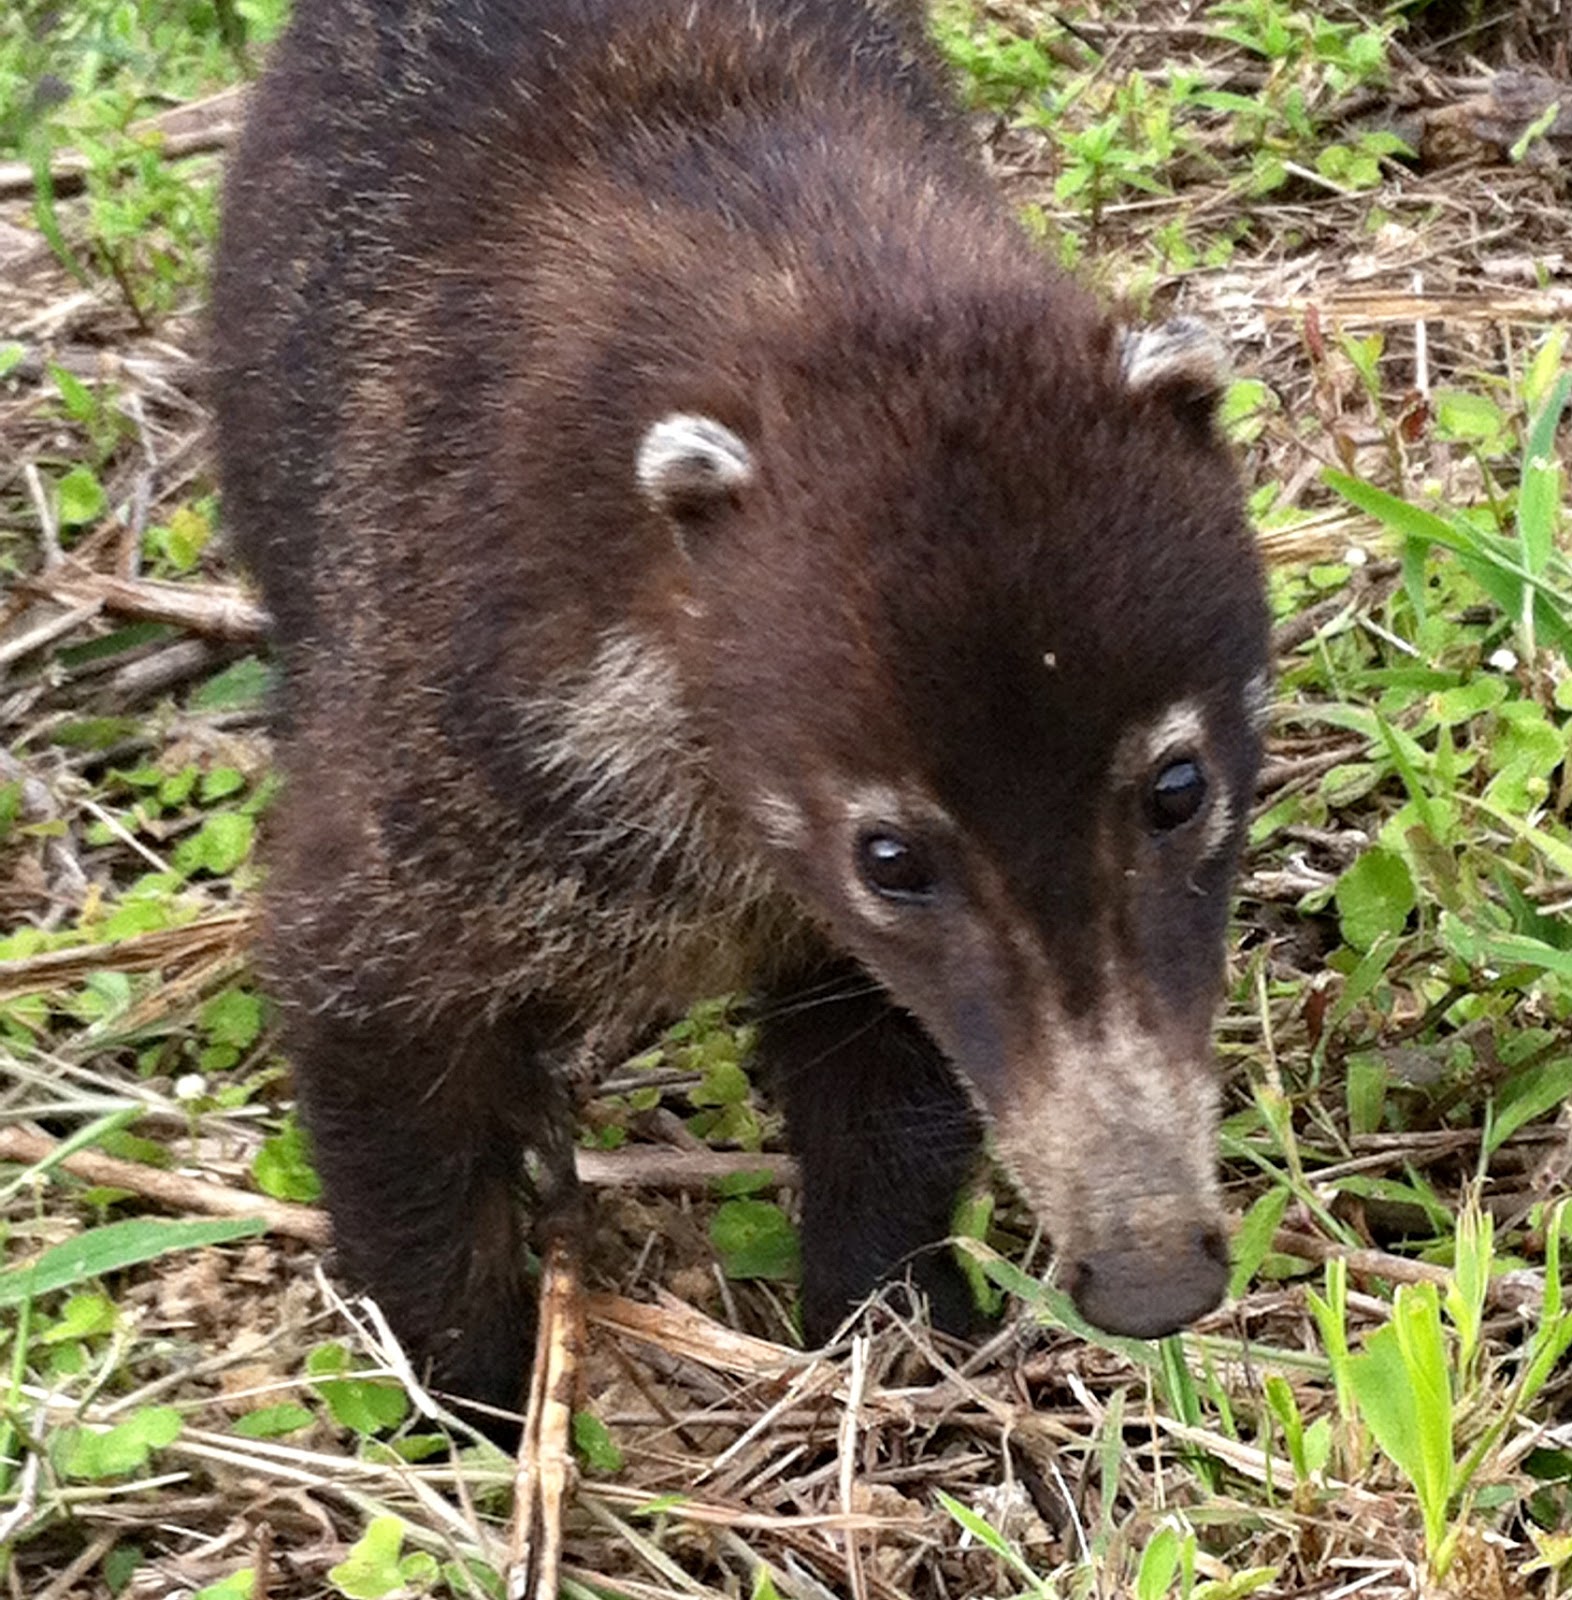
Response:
[[212, 0, 1269, 1435]]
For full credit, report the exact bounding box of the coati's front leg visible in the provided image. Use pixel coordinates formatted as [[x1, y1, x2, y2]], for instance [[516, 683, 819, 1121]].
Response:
[[286, 1005, 571, 1443], [760, 962, 986, 1343]]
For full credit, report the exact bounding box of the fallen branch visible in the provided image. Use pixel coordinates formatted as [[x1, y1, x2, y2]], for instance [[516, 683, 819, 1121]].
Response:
[[21, 567, 269, 644], [574, 1147, 795, 1189], [508, 1229, 582, 1600], [0, 86, 248, 200], [0, 1125, 329, 1245], [0, 912, 253, 1001], [10, 1125, 1518, 1321], [0, 1128, 795, 1249], [1271, 1226, 1454, 1290]]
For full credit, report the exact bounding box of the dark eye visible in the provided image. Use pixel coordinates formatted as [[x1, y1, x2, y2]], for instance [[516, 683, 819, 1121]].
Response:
[[1149, 759, 1207, 831], [856, 830, 939, 902]]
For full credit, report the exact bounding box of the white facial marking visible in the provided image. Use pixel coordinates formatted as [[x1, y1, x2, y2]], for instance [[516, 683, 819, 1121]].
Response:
[[1199, 790, 1236, 860], [751, 789, 807, 851], [841, 781, 931, 829], [1119, 316, 1229, 397], [1141, 700, 1206, 770], [547, 629, 688, 792], [1114, 698, 1240, 859], [636, 413, 753, 512]]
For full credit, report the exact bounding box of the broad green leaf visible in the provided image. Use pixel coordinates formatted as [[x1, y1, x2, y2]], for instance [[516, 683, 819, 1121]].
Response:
[[0, 1216, 265, 1307], [103, 1542, 144, 1595], [194, 1572, 256, 1600], [1345, 1285, 1453, 1553], [1488, 1056, 1572, 1153], [202, 988, 264, 1050], [710, 1168, 778, 1198], [159, 503, 213, 571], [312, 1374, 409, 1435], [1136, 1524, 1185, 1600], [1429, 677, 1507, 726], [57, 464, 107, 526], [231, 1403, 314, 1438], [1229, 1186, 1289, 1300], [56, 1405, 182, 1480], [1432, 388, 1507, 444], [709, 1199, 799, 1282], [307, 1344, 409, 1436], [173, 811, 255, 876], [1334, 848, 1416, 951], [190, 655, 274, 711], [572, 1411, 624, 1474], [200, 766, 247, 802], [1483, 702, 1567, 811], [39, 1291, 117, 1345], [328, 1516, 407, 1600], [1219, 378, 1275, 444], [689, 1058, 750, 1106], [253, 1115, 323, 1203], [52, 715, 141, 750]]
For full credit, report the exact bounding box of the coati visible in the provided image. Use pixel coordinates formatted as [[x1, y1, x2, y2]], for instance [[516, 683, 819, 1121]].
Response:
[[210, 0, 1270, 1432]]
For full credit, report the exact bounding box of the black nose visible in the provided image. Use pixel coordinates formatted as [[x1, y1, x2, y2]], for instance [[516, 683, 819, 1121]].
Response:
[[1069, 1225, 1229, 1339]]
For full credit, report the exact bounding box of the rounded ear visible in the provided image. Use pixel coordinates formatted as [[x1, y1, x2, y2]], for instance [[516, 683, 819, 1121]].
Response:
[[1119, 317, 1230, 428], [636, 413, 754, 530]]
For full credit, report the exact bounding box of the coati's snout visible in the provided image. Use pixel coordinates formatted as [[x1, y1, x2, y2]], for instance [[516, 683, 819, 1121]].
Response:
[[1068, 1224, 1232, 1340], [988, 1010, 1232, 1339]]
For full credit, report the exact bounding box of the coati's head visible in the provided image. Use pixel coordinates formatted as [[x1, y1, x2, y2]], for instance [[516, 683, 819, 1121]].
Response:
[[638, 297, 1270, 1340]]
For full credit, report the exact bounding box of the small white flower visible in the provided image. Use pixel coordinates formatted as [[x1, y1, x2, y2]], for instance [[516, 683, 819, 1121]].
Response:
[[1344, 545, 1369, 568], [1488, 647, 1518, 672], [174, 1073, 206, 1102]]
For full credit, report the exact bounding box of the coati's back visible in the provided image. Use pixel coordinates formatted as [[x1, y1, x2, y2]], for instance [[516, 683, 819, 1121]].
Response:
[[212, 0, 1271, 1422], [214, 0, 967, 639]]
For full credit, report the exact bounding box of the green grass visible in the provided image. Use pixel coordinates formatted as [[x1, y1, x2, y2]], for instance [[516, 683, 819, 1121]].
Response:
[[2, 1, 1571, 1596]]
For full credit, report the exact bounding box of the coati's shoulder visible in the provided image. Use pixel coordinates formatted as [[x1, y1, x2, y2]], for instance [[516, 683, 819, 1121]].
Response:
[[251, 0, 956, 141]]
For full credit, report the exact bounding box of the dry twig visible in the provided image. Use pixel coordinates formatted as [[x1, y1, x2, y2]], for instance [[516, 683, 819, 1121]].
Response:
[[21, 566, 269, 643], [507, 1229, 584, 1600], [0, 1125, 330, 1244]]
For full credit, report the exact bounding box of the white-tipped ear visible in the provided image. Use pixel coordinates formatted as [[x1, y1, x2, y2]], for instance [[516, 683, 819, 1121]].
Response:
[[1120, 316, 1229, 402], [637, 413, 754, 521]]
